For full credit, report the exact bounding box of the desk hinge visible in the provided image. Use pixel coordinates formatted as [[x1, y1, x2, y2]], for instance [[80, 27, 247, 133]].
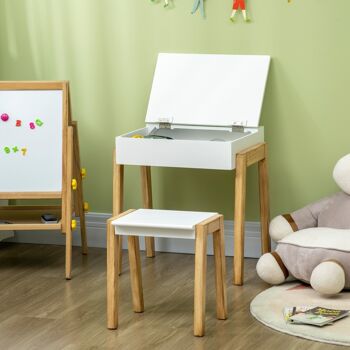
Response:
[[159, 122, 172, 129], [231, 125, 245, 132]]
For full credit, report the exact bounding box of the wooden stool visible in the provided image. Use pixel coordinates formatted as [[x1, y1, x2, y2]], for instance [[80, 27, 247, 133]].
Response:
[[107, 209, 227, 337]]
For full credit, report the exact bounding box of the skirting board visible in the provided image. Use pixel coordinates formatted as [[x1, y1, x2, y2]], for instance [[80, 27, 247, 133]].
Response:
[[6, 212, 273, 258]]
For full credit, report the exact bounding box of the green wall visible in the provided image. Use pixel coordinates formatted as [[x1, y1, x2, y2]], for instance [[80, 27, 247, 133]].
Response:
[[0, 0, 349, 220]]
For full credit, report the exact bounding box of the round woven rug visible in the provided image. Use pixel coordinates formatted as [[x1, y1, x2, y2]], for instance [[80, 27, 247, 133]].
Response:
[[250, 283, 350, 346]]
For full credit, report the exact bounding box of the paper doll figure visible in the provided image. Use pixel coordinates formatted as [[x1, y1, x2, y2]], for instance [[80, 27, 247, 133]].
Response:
[[230, 0, 248, 22], [150, 0, 169, 8], [192, 0, 205, 18]]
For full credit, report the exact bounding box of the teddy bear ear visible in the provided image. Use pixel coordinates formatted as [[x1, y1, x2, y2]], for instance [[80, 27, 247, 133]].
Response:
[[333, 154, 350, 195]]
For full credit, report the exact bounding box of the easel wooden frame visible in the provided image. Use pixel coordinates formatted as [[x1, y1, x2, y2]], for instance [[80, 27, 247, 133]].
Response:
[[0, 81, 88, 279], [113, 142, 271, 284]]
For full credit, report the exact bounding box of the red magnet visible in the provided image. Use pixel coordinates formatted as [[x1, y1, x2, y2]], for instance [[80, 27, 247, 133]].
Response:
[[16, 120, 22, 127], [1, 113, 9, 122], [29, 122, 35, 130]]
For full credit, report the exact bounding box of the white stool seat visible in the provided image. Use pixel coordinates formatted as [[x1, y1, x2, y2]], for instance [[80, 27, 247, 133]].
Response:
[[112, 209, 217, 240]]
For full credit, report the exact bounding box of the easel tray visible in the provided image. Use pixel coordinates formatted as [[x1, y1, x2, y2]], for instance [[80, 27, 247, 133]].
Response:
[[0, 205, 62, 231]]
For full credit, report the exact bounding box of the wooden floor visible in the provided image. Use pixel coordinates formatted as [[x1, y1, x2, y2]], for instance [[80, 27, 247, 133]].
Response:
[[0, 243, 343, 350]]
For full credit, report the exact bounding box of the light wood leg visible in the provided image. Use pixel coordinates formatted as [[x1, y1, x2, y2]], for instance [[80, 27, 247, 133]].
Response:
[[113, 149, 124, 275], [233, 153, 247, 286], [72, 122, 88, 255], [107, 220, 119, 329], [128, 236, 144, 313], [140, 166, 155, 258], [194, 225, 207, 337], [258, 144, 271, 254], [65, 228, 72, 280], [65, 126, 74, 280], [213, 216, 227, 320]]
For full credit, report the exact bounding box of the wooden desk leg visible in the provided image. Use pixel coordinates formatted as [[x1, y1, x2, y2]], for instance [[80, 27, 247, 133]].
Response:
[[113, 149, 124, 275], [128, 236, 144, 313], [107, 219, 119, 329], [213, 216, 227, 320], [258, 144, 271, 254], [194, 225, 207, 337], [233, 153, 247, 286], [140, 166, 155, 258]]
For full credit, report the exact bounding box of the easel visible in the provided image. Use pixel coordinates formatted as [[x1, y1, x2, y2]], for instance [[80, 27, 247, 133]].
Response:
[[113, 142, 271, 284], [0, 81, 88, 279]]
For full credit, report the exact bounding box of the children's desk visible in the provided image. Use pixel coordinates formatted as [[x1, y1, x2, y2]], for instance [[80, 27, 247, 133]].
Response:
[[114, 53, 272, 285]]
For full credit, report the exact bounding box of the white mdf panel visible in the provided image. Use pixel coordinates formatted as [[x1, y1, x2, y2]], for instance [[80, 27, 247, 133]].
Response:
[[146, 53, 270, 128], [112, 209, 217, 240], [0, 90, 63, 192], [116, 127, 264, 170]]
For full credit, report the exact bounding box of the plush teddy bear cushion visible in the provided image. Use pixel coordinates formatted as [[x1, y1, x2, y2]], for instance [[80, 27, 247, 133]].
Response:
[[276, 228, 350, 288]]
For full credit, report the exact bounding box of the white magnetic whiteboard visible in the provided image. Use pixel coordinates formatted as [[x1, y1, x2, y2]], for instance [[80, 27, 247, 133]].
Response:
[[0, 90, 63, 192], [146, 53, 270, 128]]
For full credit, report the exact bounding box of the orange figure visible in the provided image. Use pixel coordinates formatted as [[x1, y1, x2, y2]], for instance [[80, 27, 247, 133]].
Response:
[[230, 0, 248, 22]]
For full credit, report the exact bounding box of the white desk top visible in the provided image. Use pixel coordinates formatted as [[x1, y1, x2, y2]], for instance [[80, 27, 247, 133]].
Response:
[[112, 209, 218, 230]]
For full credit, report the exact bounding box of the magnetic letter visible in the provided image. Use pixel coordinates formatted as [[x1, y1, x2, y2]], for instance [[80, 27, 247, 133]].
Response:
[[4, 147, 10, 154], [29, 122, 35, 130], [21, 147, 27, 156], [35, 119, 44, 127], [12, 146, 19, 153], [1, 113, 9, 122], [16, 120, 22, 127]]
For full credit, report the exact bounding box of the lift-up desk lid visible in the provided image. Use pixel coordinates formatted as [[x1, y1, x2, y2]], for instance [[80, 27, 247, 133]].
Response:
[[145, 53, 271, 129]]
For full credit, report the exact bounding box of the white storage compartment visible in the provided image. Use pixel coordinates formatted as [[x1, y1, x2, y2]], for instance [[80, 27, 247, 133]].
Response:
[[116, 53, 270, 170]]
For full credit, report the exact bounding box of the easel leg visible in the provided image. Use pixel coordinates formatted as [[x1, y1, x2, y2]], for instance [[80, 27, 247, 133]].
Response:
[[213, 216, 227, 320], [113, 149, 124, 275], [66, 228, 72, 280], [140, 166, 155, 258], [233, 154, 247, 286], [107, 219, 119, 329], [194, 225, 207, 337], [65, 126, 74, 280], [72, 122, 88, 255], [258, 144, 271, 254]]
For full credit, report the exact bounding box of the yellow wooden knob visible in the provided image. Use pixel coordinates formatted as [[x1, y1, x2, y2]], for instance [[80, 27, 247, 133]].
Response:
[[83, 202, 89, 212], [81, 168, 87, 179], [71, 219, 77, 230], [71, 179, 77, 190]]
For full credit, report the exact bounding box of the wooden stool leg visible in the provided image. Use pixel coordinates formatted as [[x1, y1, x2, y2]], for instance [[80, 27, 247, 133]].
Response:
[[107, 220, 120, 329], [118, 236, 123, 275], [258, 144, 271, 254], [233, 153, 247, 286], [113, 149, 124, 275], [213, 216, 227, 320], [128, 236, 144, 313], [140, 166, 155, 258], [194, 225, 207, 337]]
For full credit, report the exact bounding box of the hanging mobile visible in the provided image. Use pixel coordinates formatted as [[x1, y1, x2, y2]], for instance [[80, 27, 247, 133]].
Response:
[[230, 0, 249, 22], [150, 0, 169, 7], [191, 0, 205, 18]]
